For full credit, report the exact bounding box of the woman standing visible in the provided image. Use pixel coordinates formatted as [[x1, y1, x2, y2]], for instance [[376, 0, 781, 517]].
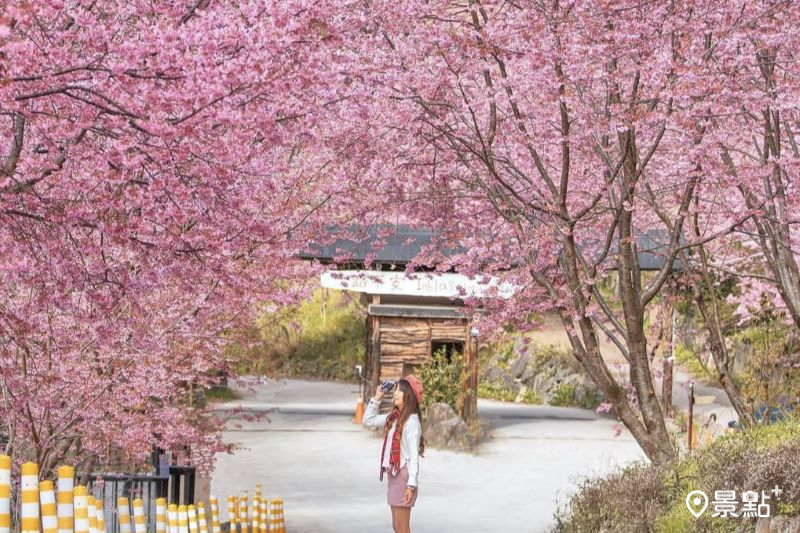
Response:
[[363, 374, 425, 533]]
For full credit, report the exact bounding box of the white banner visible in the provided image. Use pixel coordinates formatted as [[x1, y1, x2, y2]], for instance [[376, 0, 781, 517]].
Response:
[[320, 270, 514, 299]]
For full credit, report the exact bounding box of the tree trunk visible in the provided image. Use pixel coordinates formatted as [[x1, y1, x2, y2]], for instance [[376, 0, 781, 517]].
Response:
[[554, 220, 676, 466], [614, 182, 676, 464], [680, 240, 756, 427], [556, 308, 677, 465], [662, 358, 674, 418]]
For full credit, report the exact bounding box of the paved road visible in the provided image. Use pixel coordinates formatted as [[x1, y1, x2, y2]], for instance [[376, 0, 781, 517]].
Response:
[[211, 379, 644, 533]]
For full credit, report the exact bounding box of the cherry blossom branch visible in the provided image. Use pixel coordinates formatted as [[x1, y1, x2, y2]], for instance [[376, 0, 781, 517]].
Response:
[[1, 113, 25, 177]]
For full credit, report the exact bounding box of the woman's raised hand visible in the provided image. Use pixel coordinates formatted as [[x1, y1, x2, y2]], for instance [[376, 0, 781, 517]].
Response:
[[374, 384, 385, 401]]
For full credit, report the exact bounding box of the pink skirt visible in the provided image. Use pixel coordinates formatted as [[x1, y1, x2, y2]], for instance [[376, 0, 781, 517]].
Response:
[[386, 465, 418, 507]]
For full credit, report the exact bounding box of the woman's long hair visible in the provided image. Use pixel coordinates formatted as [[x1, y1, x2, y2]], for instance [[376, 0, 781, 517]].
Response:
[[384, 378, 425, 456]]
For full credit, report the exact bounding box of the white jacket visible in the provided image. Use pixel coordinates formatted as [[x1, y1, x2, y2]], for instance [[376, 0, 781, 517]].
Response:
[[362, 397, 421, 487]]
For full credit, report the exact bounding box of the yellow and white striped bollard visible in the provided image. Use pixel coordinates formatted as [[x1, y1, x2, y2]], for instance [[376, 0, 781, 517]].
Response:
[[197, 502, 208, 533], [253, 486, 261, 533], [87, 496, 98, 533], [268, 500, 284, 533], [156, 498, 167, 533], [252, 498, 258, 533], [187, 505, 198, 533], [56, 466, 74, 533], [73, 485, 89, 533], [40, 480, 58, 533], [267, 500, 275, 533], [0, 455, 11, 533], [239, 492, 248, 533], [95, 499, 105, 533], [117, 497, 131, 533], [132, 499, 146, 533], [259, 497, 266, 533], [21, 463, 41, 533], [227, 496, 237, 533], [167, 504, 178, 533], [250, 500, 259, 533], [209, 498, 220, 533], [177, 505, 189, 533]]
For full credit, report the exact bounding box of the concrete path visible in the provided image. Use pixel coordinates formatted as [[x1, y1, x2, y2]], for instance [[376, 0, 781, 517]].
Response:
[[211, 379, 645, 533], [664, 368, 739, 434]]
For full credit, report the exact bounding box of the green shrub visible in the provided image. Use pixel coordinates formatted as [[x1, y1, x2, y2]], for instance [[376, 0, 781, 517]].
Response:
[[549, 383, 578, 407], [203, 386, 239, 402], [419, 346, 464, 413], [554, 461, 669, 532], [225, 289, 367, 380], [673, 293, 800, 417], [528, 341, 583, 377], [476, 382, 542, 404], [478, 338, 516, 374], [556, 421, 800, 532], [547, 382, 601, 409], [477, 382, 516, 402], [577, 390, 602, 410], [733, 323, 800, 420], [674, 341, 713, 381], [520, 387, 543, 405]]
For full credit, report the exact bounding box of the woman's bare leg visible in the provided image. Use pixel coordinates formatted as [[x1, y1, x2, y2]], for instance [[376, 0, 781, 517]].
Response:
[[391, 506, 411, 533]]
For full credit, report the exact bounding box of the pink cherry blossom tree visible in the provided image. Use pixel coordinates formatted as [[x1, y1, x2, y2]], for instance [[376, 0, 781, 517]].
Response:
[[704, 1, 800, 331], [4, 0, 798, 474], [310, 0, 800, 464], [0, 1, 332, 474], [661, 1, 800, 428]]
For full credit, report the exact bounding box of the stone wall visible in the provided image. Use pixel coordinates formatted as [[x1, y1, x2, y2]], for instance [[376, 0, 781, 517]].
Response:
[[481, 338, 602, 409]]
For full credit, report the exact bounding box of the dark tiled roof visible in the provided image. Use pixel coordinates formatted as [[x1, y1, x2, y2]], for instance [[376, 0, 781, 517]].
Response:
[[299, 225, 681, 271], [634, 230, 684, 271], [297, 225, 463, 265]]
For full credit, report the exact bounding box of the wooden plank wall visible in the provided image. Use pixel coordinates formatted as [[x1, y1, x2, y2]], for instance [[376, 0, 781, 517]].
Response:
[[430, 321, 467, 341], [377, 318, 471, 377], [379, 317, 429, 380], [362, 315, 372, 399], [463, 330, 478, 421], [369, 314, 478, 421], [370, 314, 381, 393]]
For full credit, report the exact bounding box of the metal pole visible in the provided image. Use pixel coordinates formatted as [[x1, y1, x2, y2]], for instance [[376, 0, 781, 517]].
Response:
[[688, 381, 695, 451], [170, 472, 180, 507]]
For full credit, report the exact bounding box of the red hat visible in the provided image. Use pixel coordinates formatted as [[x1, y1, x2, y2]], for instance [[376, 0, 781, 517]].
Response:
[[401, 374, 424, 404]]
